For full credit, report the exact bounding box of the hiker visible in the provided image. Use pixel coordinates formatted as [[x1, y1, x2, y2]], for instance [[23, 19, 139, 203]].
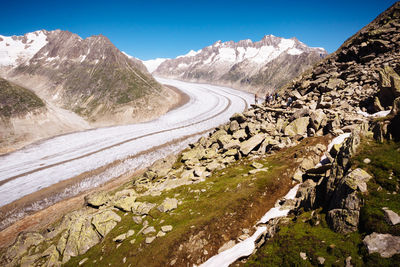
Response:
[[287, 96, 293, 108], [255, 93, 259, 104]]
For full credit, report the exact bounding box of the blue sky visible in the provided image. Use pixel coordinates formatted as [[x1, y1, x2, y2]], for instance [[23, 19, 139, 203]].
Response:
[[0, 0, 397, 60]]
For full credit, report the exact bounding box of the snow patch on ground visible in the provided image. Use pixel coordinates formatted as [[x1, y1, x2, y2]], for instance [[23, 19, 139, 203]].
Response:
[[357, 110, 390, 118]]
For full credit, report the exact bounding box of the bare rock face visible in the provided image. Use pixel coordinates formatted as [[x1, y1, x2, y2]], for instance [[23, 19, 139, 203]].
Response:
[[6, 30, 162, 120], [363, 232, 400, 258], [326, 168, 372, 234], [154, 35, 327, 93]]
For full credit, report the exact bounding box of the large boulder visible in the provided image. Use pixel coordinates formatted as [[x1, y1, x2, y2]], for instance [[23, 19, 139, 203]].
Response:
[[363, 232, 400, 258], [113, 195, 137, 211], [5, 232, 44, 263], [295, 179, 317, 210], [131, 202, 156, 215], [233, 129, 247, 140], [158, 198, 178, 212], [181, 147, 205, 161], [327, 168, 372, 233], [84, 191, 109, 207], [230, 112, 247, 123], [284, 117, 310, 136], [92, 209, 122, 237], [239, 134, 265, 155], [378, 66, 400, 107], [309, 109, 327, 130]]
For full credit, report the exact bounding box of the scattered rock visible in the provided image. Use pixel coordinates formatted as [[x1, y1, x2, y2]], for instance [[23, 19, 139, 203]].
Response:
[[85, 191, 109, 207], [363, 232, 400, 258], [113, 233, 126, 242], [126, 230, 135, 238], [113, 195, 137, 212], [158, 198, 178, 212], [383, 208, 400, 225], [300, 252, 307, 260], [363, 158, 371, 164], [161, 225, 173, 232], [251, 162, 264, 169], [133, 216, 143, 224], [240, 134, 265, 155], [317, 256, 325, 265], [92, 210, 121, 237], [284, 117, 310, 136], [79, 258, 88, 265], [218, 240, 236, 253], [145, 236, 156, 244], [143, 226, 156, 235]]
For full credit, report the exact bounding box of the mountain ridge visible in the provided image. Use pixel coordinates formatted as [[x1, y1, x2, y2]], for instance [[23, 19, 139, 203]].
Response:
[[153, 34, 327, 93]]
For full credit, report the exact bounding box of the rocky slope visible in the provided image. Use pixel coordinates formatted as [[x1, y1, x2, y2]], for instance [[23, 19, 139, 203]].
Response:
[[0, 30, 181, 152], [154, 35, 327, 93], [1, 2, 400, 266]]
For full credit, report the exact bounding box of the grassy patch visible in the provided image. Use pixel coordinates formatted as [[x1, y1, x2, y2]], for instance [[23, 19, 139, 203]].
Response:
[[352, 139, 400, 236], [246, 138, 400, 266], [246, 210, 363, 266], [65, 136, 329, 266]]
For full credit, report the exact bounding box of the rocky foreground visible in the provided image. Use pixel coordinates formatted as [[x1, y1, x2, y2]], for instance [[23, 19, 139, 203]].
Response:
[[1, 2, 400, 267]]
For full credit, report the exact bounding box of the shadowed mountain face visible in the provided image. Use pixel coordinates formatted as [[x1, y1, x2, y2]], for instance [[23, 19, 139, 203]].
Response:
[[0, 77, 45, 118], [154, 35, 327, 93], [6, 30, 163, 119], [283, 1, 400, 114]]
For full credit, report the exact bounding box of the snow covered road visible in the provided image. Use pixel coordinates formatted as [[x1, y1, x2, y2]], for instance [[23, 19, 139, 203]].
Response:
[[0, 78, 253, 219]]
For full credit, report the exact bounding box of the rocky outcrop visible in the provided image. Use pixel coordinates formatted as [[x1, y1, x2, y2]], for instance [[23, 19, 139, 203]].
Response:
[[363, 233, 400, 258]]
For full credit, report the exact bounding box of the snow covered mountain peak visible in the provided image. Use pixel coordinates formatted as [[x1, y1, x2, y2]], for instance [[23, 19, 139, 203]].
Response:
[[154, 34, 327, 93], [0, 30, 49, 67]]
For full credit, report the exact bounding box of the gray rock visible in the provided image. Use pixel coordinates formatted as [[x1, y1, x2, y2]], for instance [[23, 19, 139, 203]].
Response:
[[383, 208, 400, 225], [300, 252, 307, 260], [230, 112, 247, 123], [317, 256, 325, 265], [145, 236, 156, 244], [126, 230, 135, 238], [113, 195, 137, 211], [251, 162, 264, 169], [284, 117, 310, 136], [85, 191, 109, 207], [113, 233, 127, 242], [363, 158, 371, 164], [161, 225, 173, 232], [363, 232, 400, 258], [232, 129, 247, 140], [156, 231, 166, 237], [296, 179, 317, 210], [240, 134, 265, 155], [158, 198, 178, 212], [133, 216, 142, 224], [131, 202, 156, 215], [229, 120, 240, 132], [143, 226, 156, 235], [92, 209, 122, 237]]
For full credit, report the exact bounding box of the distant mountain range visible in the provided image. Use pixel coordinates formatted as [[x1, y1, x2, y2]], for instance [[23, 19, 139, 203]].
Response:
[[0, 30, 180, 153], [152, 35, 328, 93]]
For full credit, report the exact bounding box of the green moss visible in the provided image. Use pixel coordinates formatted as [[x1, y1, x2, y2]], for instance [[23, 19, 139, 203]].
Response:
[[247, 138, 400, 266], [246, 210, 363, 267], [351, 139, 400, 236]]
